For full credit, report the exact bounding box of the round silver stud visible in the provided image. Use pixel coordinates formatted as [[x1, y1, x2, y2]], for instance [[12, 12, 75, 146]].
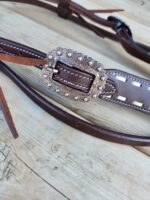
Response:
[[56, 89, 60, 93], [100, 76, 106, 81], [74, 96, 79, 100], [88, 60, 94, 66], [97, 66, 102, 71], [83, 97, 89, 102], [78, 56, 83, 62], [56, 50, 62, 56], [92, 94, 97, 98], [65, 93, 70, 97], [67, 52, 72, 58], [48, 55, 53, 60]]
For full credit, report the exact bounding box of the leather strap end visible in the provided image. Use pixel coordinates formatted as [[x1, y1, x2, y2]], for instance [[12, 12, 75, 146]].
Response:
[[90, 9, 124, 14], [0, 86, 19, 139], [0, 54, 48, 66]]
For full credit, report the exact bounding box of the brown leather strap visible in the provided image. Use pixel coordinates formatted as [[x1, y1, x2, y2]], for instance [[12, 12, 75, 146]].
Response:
[[101, 70, 150, 114], [0, 61, 150, 146], [0, 86, 19, 138], [0, 37, 47, 67], [0, 37, 149, 114], [0, 54, 48, 65], [0, 0, 150, 63]]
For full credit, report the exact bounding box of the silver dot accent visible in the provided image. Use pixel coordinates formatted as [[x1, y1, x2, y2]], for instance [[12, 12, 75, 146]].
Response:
[[48, 55, 53, 60], [101, 76, 106, 81], [88, 60, 93, 66], [92, 94, 97, 98], [84, 97, 88, 102], [67, 52, 72, 58], [65, 93, 69, 97], [56, 50, 62, 56], [78, 56, 83, 61], [97, 66, 102, 71]]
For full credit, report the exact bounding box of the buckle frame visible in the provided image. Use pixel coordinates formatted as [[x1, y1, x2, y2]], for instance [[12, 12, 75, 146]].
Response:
[[42, 47, 107, 102]]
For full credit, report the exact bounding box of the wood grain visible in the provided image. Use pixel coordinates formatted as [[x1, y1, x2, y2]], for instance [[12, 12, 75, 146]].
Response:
[[0, 1, 150, 199]]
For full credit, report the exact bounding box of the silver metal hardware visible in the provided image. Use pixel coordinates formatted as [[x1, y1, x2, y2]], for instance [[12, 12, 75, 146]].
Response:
[[42, 47, 107, 102]]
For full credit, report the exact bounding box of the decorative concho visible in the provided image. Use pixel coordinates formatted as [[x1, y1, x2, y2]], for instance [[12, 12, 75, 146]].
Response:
[[42, 47, 107, 102]]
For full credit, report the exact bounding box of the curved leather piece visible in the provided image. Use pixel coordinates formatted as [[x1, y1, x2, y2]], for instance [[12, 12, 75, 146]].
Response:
[[0, 0, 150, 63], [0, 61, 150, 146]]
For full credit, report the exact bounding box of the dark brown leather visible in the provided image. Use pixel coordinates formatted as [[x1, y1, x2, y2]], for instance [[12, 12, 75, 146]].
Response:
[[53, 61, 94, 93], [57, 0, 71, 18], [1, 61, 150, 146], [0, 0, 150, 63], [0, 37, 46, 67], [0, 37, 150, 114], [0, 86, 19, 138], [101, 70, 150, 114]]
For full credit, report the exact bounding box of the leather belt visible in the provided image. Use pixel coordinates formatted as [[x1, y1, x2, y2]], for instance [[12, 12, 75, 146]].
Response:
[[0, 0, 150, 146]]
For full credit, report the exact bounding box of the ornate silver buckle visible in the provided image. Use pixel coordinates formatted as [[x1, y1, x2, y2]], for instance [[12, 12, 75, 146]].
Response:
[[42, 47, 107, 102]]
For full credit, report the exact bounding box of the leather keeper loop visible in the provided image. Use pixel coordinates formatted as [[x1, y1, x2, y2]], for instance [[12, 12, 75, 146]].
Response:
[[57, 0, 71, 19], [108, 16, 132, 37]]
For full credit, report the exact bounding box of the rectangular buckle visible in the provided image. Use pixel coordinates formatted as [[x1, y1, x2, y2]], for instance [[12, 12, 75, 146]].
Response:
[[42, 47, 107, 102]]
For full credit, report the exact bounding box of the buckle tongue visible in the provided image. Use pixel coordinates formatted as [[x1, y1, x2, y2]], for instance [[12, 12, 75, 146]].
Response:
[[42, 47, 107, 102]]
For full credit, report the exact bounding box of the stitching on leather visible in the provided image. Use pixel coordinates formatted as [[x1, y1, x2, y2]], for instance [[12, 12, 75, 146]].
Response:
[[102, 96, 150, 113], [55, 77, 89, 90], [107, 71, 150, 86], [0, 49, 16, 56], [59, 67, 93, 81], [103, 82, 116, 94], [105, 71, 150, 112], [0, 42, 44, 59]]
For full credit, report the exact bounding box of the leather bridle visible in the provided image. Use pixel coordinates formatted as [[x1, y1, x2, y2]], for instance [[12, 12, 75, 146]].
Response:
[[0, 0, 150, 146], [1, 0, 149, 63]]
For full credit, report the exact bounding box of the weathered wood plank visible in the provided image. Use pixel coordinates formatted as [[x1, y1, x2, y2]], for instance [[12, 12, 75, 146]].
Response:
[[0, 140, 68, 200], [0, 77, 150, 200], [0, 1, 150, 199]]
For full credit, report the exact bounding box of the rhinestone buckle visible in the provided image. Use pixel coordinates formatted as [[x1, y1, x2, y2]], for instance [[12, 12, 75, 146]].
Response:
[[42, 47, 107, 102]]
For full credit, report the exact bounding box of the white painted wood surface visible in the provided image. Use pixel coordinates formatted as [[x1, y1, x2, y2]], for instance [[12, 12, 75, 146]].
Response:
[[0, 1, 150, 200]]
